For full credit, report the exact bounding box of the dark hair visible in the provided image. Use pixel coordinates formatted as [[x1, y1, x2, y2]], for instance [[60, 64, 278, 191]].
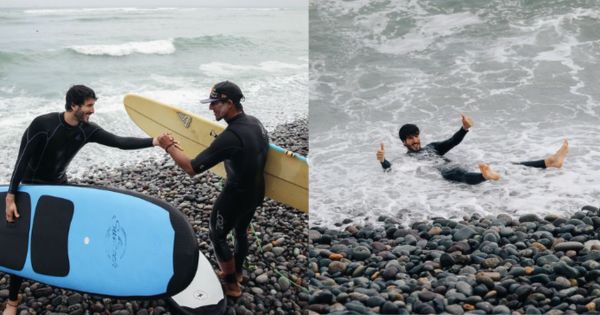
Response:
[[65, 85, 97, 111], [399, 124, 419, 141], [232, 97, 244, 111]]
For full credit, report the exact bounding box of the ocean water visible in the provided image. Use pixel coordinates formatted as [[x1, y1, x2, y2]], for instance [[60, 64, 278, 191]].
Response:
[[310, 0, 600, 227], [0, 6, 307, 180]]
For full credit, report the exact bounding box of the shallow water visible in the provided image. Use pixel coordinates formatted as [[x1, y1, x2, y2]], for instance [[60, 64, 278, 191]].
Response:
[[310, 0, 600, 227]]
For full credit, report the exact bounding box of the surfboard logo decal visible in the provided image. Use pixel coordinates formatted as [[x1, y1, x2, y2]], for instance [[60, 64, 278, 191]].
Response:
[[193, 289, 208, 301], [209, 129, 219, 138], [177, 112, 192, 128], [105, 216, 128, 268]]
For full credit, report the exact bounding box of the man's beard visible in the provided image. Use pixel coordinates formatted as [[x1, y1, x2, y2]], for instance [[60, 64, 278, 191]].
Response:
[[405, 143, 420, 152], [74, 109, 87, 123]]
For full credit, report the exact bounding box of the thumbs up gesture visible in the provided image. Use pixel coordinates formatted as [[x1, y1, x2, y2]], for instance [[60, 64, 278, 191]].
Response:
[[376, 143, 385, 162]]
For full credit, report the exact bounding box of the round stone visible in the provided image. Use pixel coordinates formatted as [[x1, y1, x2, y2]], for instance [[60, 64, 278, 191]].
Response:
[[352, 246, 372, 260]]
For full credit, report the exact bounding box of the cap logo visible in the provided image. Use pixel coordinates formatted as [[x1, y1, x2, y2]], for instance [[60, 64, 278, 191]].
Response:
[[177, 112, 192, 128], [210, 88, 220, 100], [193, 289, 208, 301]]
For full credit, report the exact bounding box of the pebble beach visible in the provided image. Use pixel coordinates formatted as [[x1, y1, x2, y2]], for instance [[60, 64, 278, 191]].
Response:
[[0, 118, 308, 315], [308, 204, 600, 314]]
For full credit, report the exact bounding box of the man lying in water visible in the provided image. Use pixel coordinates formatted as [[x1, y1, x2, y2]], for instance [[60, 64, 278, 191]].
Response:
[[376, 114, 568, 185]]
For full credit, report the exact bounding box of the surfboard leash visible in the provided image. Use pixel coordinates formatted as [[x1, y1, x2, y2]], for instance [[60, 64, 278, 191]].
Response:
[[268, 144, 308, 163]]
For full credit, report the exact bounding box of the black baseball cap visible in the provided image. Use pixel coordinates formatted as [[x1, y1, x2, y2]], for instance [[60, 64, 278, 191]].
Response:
[[200, 81, 244, 104]]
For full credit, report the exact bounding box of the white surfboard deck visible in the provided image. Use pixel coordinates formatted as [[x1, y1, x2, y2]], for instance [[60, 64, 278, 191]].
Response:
[[168, 251, 225, 315]]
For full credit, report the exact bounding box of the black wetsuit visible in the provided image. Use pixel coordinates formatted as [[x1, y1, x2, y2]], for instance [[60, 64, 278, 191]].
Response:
[[7, 112, 153, 300], [190, 113, 268, 274], [381, 128, 547, 185], [518, 160, 546, 168]]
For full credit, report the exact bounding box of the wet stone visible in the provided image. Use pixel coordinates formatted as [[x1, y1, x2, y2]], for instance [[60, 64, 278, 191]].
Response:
[[381, 301, 400, 314], [554, 242, 584, 252], [351, 246, 372, 260], [418, 291, 437, 302], [492, 305, 511, 314], [481, 257, 501, 269], [365, 296, 386, 307], [310, 290, 335, 304], [446, 304, 464, 315], [307, 199, 600, 315], [67, 294, 82, 306], [344, 301, 370, 313], [453, 227, 476, 241], [328, 261, 347, 274], [33, 287, 53, 297], [414, 303, 436, 314]]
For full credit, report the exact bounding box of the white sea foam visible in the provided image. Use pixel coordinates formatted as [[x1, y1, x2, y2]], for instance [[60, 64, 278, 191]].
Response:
[[310, 119, 600, 228], [0, 85, 16, 94], [374, 12, 482, 55], [0, 95, 64, 181], [92, 71, 308, 131], [312, 0, 373, 17], [0, 6, 308, 184], [224, 8, 283, 11], [198, 61, 306, 76], [329, 1, 460, 55], [70, 40, 176, 56], [310, 2, 600, 227], [24, 8, 186, 15]]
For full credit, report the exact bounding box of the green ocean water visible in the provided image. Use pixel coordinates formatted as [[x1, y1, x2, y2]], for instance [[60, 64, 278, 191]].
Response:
[[0, 6, 308, 179]]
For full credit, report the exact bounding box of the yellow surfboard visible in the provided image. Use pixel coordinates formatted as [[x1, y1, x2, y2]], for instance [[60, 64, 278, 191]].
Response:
[[123, 94, 308, 212]]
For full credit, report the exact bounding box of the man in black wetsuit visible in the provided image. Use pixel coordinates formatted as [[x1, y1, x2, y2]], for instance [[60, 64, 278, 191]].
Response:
[[376, 114, 569, 184], [157, 81, 269, 298], [3, 85, 160, 315]]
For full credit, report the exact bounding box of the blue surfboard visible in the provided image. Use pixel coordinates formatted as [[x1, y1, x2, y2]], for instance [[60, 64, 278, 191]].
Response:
[[0, 184, 198, 298]]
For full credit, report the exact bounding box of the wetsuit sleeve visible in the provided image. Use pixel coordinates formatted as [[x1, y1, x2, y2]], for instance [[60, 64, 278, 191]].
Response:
[[191, 131, 242, 174], [381, 159, 391, 172], [8, 126, 46, 194], [430, 128, 468, 156], [89, 127, 153, 149]]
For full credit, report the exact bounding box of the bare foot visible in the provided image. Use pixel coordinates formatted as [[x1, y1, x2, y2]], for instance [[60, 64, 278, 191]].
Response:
[[545, 139, 569, 168], [479, 163, 500, 181], [222, 281, 242, 298], [2, 297, 20, 315]]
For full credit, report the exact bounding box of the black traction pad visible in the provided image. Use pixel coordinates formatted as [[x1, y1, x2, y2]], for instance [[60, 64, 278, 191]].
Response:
[[31, 195, 74, 277], [0, 192, 31, 270], [168, 298, 227, 315]]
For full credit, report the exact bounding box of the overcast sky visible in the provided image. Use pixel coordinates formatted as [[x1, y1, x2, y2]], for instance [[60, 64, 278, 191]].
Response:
[[0, 0, 306, 8]]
